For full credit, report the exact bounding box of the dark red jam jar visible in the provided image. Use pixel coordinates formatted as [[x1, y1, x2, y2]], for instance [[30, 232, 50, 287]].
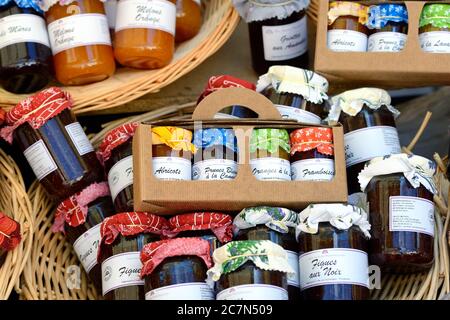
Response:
[[0, 212, 21, 268]]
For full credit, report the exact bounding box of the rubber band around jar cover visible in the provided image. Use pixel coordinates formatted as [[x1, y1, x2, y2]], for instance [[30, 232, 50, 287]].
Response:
[[419, 4, 450, 29], [0, 212, 21, 252], [151, 126, 197, 153], [98, 122, 139, 164], [290, 127, 334, 156], [328, 1, 369, 25]]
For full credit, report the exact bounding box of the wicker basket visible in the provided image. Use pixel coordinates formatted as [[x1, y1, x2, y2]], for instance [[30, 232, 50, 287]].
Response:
[[0, 0, 239, 115]]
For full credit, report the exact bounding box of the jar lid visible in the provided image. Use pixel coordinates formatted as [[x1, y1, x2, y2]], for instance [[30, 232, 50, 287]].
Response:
[[233, 0, 310, 23], [0, 0, 42, 12], [198, 75, 256, 104], [256, 66, 329, 104], [206, 240, 294, 283], [140, 237, 212, 278], [420, 4, 450, 29], [250, 128, 290, 154], [296, 203, 371, 239], [51, 182, 111, 233], [37, 0, 107, 12], [193, 128, 237, 153], [290, 127, 334, 156], [151, 126, 197, 153], [328, 1, 369, 25], [0, 212, 21, 252], [0, 87, 72, 144], [327, 87, 400, 122], [358, 153, 437, 194], [367, 4, 408, 29], [233, 206, 299, 234], [167, 212, 233, 243], [98, 122, 139, 163]]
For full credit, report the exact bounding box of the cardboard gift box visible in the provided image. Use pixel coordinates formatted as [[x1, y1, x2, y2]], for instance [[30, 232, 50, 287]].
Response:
[[132, 87, 348, 214]]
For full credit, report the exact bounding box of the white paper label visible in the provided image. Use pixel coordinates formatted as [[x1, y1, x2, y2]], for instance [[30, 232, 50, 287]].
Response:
[[145, 282, 215, 300], [192, 159, 237, 180], [389, 196, 435, 237], [102, 252, 143, 295], [419, 31, 450, 53], [287, 250, 300, 288], [250, 157, 291, 181], [115, 0, 176, 35], [48, 13, 111, 55], [108, 155, 133, 202], [262, 17, 308, 61], [344, 126, 401, 167], [276, 105, 322, 124], [73, 224, 101, 273], [152, 157, 191, 180], [23, 140, 58, 180], [105, 0, 118, 29], [65, 122, 94, 156], [0, 14, 50, 49], [327, 29, 368, 52], [299, 248, 369, 290], [217, 284, 288, 300], [291, 158, 335, 181], [368, 32, 406, 52]]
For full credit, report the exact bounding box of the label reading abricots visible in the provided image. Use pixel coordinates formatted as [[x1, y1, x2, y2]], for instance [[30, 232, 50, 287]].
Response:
[[327, 29, 368, 52], [152, 157, 191, 180], [0, 14, 50, 49]]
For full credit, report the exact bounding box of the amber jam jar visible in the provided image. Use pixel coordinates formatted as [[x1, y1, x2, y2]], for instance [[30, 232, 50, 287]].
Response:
[[257, 66, 329, 123], [0, 2, 53, 94], [367, 4, 408, 53], [114, 0, 176, 69], [419, 4, 450, 54], [42, 0, 115, 85], [100, 123, 139, 213], [0, 88, 103, 202], [175, 0, 202, 43], [359, 154, 437, 273], [233, 207, 300, 300], [98, 212, 169, 300], [0, 212, 21, 269], [297, 204, 371, 300], [140, 238, 215, 300], [327, 1, 369, 52], [250, 128, 291, 181], [52, 182, 115, 294]]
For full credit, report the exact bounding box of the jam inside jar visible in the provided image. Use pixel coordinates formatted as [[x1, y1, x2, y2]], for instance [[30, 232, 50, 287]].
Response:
[[0, 213, 21, 269], [419, 4, 450, 54], [175, 0, 202, 43]]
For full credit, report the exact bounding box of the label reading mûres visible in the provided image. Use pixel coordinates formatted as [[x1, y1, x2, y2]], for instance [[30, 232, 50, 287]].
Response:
[[65, 122, 95, 156], [145, 282, 215, 300], [291, 158, 335, 181], [73, 224, 101, 273], [0, 14, 50, 49], [327, 29, 368, 52], [48, 13, 111, 55], [287, 250, 300, 288], [192, 159, 237, 180], [299, 248, 369, 290], [419, 31, 450, 53], [262, 17, 307, 61], [368, 32, 406, 52], [108, 155, 133, 202], [389, 196, 435, 237], [344, 126, 401, 167], [276, 105, 322, 124], [152, 157, 191, 180], [23, 140, 58, 181], [102, 252, 143, 296], [217, 284, 288, 300], [250, 157, 291, 181], [115, 0, 176, 35]]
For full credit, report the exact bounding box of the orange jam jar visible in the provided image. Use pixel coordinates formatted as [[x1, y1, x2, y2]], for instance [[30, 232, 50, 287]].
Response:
[[175, 0, 202, 43]]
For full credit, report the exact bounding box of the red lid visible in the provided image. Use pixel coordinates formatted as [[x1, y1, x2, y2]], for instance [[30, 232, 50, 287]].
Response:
[[98, 122, 139, 163], [290, 127, 334, 156], [197, 75, 256, 104], [0, 212, 21, 252], [140, 238, 212, 278]]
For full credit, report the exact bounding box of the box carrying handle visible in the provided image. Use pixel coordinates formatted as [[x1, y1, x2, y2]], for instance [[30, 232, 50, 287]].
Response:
[[192, 87, 283, 121]]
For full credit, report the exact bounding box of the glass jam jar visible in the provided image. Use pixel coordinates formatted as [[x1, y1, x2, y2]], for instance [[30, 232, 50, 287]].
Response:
[[114, 0, 176, 69], [51, 182, 115, 294], [233, 0, 310, 74], [367, 4, 408, 52], [151, 126, 194, 180], [0, 1, 53, 94], [290, 127, 335, 181], [250, 128, 291, 181], [140, 238, 215, 300], [359, 154, 437, 273], [327, 1, 369, 52], [100, 123, 139, 213], [0, 212, 21, 268], [419, 4, 450, 54], [41, 0, 115, 85], [233, 207, 300, 300], [98, 212, 169, 300], [175, 0, 201, 43], [257, 66, 329, 124], [192, 128, 238, 181], [0, 87, 103, 202], [297, 203, 371, 300]]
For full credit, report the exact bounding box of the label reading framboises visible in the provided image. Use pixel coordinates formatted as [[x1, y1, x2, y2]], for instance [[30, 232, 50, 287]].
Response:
[[291, 158, 335, 181]]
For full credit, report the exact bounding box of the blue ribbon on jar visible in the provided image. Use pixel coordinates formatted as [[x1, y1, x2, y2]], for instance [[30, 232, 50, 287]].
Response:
[[0, 0, 42, 12], [367, 4, 408, 29], [193, 128, 238, 153]]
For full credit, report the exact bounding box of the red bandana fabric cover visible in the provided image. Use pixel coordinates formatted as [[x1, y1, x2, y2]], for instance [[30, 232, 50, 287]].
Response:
[[290, 127, 334, 156], [197, 75, 256, 104], [98, 122, 139, 163], [0, 212, 21, 252]]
